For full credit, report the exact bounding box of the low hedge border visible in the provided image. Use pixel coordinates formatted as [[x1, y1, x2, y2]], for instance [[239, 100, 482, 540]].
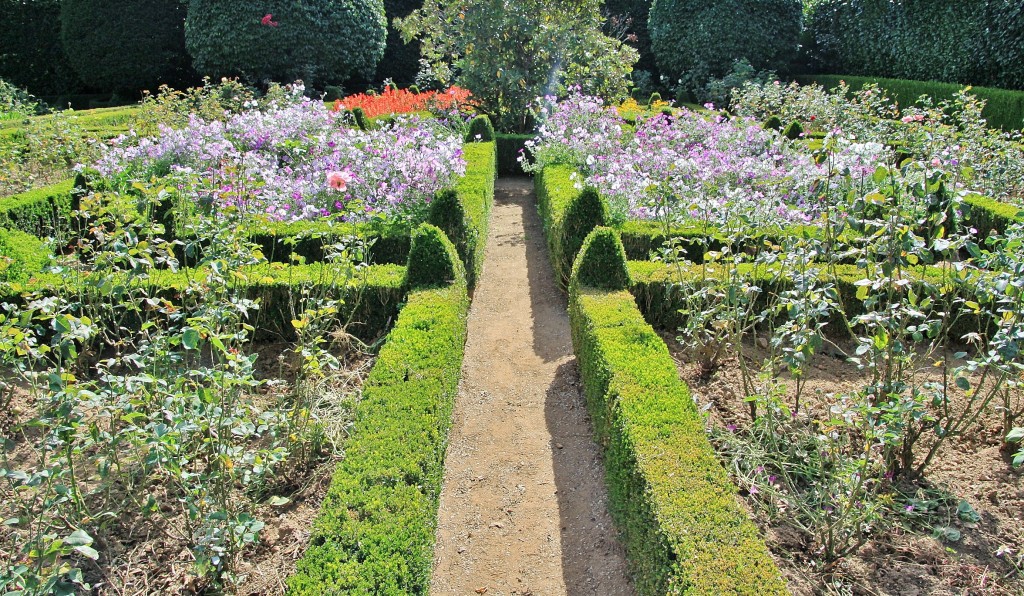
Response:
[[0, 179, 78, 237], [795, 75, 1024, 131], [568, 227, 787, 595], [0, 228, 52, 283], [2, 262, 407, 342], [628, 259, 986, 340], [288, 224, 470, 593], [535, 164, 608, 287]]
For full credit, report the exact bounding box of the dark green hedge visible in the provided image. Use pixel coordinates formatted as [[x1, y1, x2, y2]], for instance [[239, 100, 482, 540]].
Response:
[[185, 0, 387, 86], [803, 0, 1024, 92], [568, 231, 787, 594], [604, 0, 657, 79], [796, 74, 1024, 131], [60, 0, 193, 94], [0, 179, 77, 237], [2, 262, 406, 342], [649, 0, 802, 92], [0, 0, 83, 96], [495, 133, 532, 176], [0, 228, 51, 283], [288, 227, 468, 594], [535, 165, 607, 288]]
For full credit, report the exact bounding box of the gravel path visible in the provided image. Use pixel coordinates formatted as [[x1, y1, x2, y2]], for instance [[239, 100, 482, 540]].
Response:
[[430, 178, 634, 595]]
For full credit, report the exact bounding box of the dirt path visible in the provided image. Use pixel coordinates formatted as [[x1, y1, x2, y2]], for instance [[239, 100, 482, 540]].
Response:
[[430, 178, 634, 595]]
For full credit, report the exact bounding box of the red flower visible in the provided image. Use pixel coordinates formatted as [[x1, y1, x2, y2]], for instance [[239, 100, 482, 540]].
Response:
[[261, 13, 279, 27]]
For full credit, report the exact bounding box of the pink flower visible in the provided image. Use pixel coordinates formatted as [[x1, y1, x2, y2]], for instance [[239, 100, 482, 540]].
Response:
[[261, 13, 279, 27], [326, 170, 352, 192]]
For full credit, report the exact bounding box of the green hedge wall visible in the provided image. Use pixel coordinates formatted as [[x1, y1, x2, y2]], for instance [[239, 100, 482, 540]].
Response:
[[495, 133, 531, 176], [0, 0, 83, 96], [288, 225, 469, 594], [803, 0, 1024, 92], [649, 0, 802, 92], [0, 228, 51, 283], [2, 262, 406, 342], [534, 165, 607, 287], [568, 229, 787, 594], [60, 0, 193, 94], [0, 179, 77, 237], [185, 0, 387, 86], [796, 74, 1024, 131]]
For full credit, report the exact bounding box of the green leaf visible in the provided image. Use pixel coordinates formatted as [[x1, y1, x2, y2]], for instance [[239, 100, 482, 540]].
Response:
[[266, 496, 291, 506], [955, 376, 971, 391], [1006, 427, 1024, 442], [957, 500, 981, 523], [74, 545, 100, 560], [65, 529, 93, 547], [182, 328, 200, 350]]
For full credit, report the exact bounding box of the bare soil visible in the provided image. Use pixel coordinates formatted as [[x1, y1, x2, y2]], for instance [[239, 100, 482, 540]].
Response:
[[663, 334, 1024, 596], [430, 178, 634, 595]]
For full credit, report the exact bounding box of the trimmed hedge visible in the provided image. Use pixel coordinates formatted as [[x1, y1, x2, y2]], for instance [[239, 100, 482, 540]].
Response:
[[404, 223, 464, 289], [0, 179, 77, 237], [568, 229, 787, 595], [495, 133, 532, 176], [569, 226, 630, 292], [649, 0, 802, 93], [60, 0, 193, 94], [185, 0, 387, 86], [465, 114, 495, 142], [2, 262, 406, 342], [289, 225, 469, 594], [803, 0, 1024, 93], [534, 165, 607, 287], [796, 74, 1024, 131], [0, 228, 52, 283], [0, 0, 83, 97]]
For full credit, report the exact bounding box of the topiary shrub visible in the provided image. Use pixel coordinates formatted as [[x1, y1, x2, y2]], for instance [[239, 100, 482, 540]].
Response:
[[649, 0, 802, 95], [405, 223, 465, 289], [350, 106, 370, 131], [782, 119, 803, 139], [0, 0, 83, 96], [59, 0, 193, 94], [185, 0, 386, 87], [570, 227, 630, 292], [762, 115, 783, 131], [465, 114, 495, 142]]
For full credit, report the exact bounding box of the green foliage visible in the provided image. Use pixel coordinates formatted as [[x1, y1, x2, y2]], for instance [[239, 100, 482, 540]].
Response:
[[568, 286, 787, 594], [495, 133, 531, 176], [535, 166, 608, 287], [427, 142, 496, 289], [796, 74, 1024, 131], [375, 0, 422, 86], [762, 114, 783, 131], [404, 223, 465, 289], [649, 0, 801, 95], [351, 106, 370, 131], [647, 92, 662, 106], [804, 0, 1024, 91], [604, 0, 656, 79], [185, 0, 387, 86], [782, 119, 804, 139], [399, 0, 637, 131], [0, 228, 50, 282], [570, 227, 630, 291], [0, 79, 42, 120], [0, 0, 83, 96], [60, 0, 193, 94], [288, 282, 469, 594], [465, 114, 495, 142], [0, 179, 76, 237]]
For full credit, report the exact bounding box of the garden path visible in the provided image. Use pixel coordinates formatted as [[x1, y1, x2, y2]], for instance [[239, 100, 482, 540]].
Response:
[[430, 178, 634, 595]]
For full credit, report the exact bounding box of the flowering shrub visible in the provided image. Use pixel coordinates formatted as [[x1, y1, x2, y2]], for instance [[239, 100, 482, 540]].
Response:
[[91, 98, 465, 223], [334, 86, 472, 119]]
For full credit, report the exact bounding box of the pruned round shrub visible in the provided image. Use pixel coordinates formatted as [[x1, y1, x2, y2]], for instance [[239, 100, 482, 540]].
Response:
[[0, 0, 82, 96], [569, 226, 630, 291], [59, 0, 192, 94], [648, 0, 802, 93], [405, 223, 465, 289], [185, 0, 387, 86], [465, 115, 495, 142]]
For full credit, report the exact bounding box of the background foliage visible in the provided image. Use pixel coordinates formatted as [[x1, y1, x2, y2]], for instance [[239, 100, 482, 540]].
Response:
[[60, 0, 193, 94], [399, 0, 637, 132], [185, 0, 387, 87], [649, 0, 802, 96], [804, 0, 1024, 91], [0, 0, 82, 96]]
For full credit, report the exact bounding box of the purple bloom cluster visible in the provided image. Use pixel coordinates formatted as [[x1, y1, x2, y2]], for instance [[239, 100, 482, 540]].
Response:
[[526, 92, 891, 226], [91, 100, 466, 223]]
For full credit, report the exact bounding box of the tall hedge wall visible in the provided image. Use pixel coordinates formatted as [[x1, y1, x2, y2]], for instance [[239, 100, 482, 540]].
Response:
[[648, 0, 802, 91], [804, 0, 1024, 91], [0, 0, 83, 96], [60, 0, 193, 94], [185, 0, 387, 86]]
